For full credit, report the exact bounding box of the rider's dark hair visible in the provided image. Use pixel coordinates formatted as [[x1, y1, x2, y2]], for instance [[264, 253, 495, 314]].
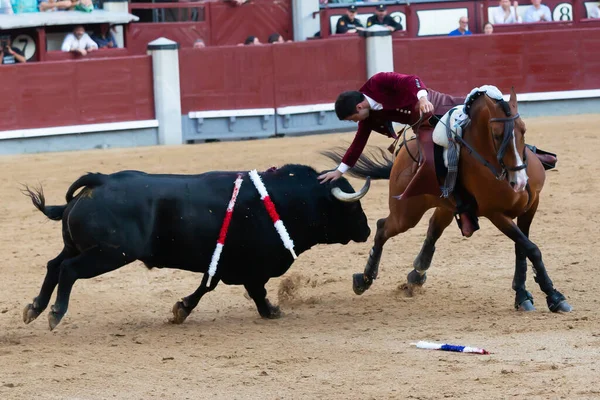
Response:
[[335, 91, 365, 120]]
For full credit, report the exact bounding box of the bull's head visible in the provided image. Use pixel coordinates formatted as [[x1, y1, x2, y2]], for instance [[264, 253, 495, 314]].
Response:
[[330, 177, 371, 202]]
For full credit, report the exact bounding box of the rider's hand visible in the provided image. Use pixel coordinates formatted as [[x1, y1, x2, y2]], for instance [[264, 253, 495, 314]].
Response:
[[418, 97, 434, 115], [318, 170, 343, 184]]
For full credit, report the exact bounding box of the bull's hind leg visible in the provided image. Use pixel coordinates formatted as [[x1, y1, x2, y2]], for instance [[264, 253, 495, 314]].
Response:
[[489, 213, 572, 313], [244, 280, 281, 319], [23, 247, 76, 324], [353, 198, 431, 295], [171, 274, 220, 324], [512, 200, 539, 311], [408, 207, 454, 287], [48, 247, 133, 330]]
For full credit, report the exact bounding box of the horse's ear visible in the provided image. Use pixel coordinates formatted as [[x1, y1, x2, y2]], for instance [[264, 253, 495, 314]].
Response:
[[509, 86, 518, 110]]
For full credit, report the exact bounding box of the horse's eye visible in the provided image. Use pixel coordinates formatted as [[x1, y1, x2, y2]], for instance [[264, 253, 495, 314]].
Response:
[[493, 134, 503, 141]]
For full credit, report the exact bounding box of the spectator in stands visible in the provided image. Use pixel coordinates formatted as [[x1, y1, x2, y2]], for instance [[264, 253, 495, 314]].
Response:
[[336, 5, 364, 34], [589, 2, 600, 18], [225, 0, 248, 6], [268, 33, 291, 43], [1, 0, 13, 14], [484, 22, 494, 34], [492, 0, 522, 24], [0, 35, 26, 64], [366, 5, 403, 31], [448, 16, 472, 35], [39, 0, 76, 12], [61, 25, 98, 56], [523, 0, 552, 22], [193, 39, 206, 48], [244, 36, 261, 45], [91, 25, 118, 49]]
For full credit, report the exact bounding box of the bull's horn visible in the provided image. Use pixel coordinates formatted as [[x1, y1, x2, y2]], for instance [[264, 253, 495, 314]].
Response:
[[331, 177, 371, 202]]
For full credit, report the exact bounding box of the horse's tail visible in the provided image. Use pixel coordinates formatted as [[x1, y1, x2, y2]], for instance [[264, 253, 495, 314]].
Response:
[[321, 146, 393, 180], [22, 173, 108, 221]]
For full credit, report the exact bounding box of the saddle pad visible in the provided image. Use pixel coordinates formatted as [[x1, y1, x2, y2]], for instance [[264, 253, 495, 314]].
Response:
[[432, 105, 467, 167]]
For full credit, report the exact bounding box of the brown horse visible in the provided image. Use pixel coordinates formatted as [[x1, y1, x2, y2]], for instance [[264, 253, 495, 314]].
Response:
[[324, 88, 572, 313]]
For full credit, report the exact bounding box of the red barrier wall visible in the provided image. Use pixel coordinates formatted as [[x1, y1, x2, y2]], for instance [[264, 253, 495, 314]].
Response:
[[179, 37, 366, 112], [208, 0, 293, 46], [0, 56, 154, 131], [393, 28, 600, 96], [179, 45, 276, 112], [272, 37, 366, 107], [129, 22, 211, 54]]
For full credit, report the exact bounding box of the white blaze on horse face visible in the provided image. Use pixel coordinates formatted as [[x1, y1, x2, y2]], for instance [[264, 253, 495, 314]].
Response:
[[509, 130, 528, 192]]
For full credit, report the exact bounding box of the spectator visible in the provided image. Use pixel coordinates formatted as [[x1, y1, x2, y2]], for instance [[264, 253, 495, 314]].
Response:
[[448, 16, 472, 35], [484, 22, 494, 34], [91, 25, 118, 49], [1, 0, 13, 14], [492, 0, 522, 24], [0, 35, 26, 64], [523, 0, 551, 22], [225, 0, 248, 5], [336, 5, 365, 34], [243, 35, 260, 45], [39, 0, 75, 11], [589, 2, 600, 18], [366, 4, 403, 31], [61, 25, 98, 55], [193, 39, 206, 48], [268, 32, 291, 44]]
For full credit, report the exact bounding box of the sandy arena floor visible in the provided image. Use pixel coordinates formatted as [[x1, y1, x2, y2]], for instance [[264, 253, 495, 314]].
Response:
[[1, 114, 599, 400]]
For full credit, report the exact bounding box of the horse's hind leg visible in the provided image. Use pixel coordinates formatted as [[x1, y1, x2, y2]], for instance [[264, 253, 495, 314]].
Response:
[[408, 207, 454, 286], [353, 199, 430, 295], [513, 200, 538, 311], [489, 213, 572, 313]]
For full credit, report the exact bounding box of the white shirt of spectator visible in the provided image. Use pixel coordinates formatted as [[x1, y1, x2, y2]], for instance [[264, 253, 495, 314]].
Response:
[[523, 4, 552, 22], [61, 33, 98, 52], [590, 4, 600, 18], [492, 5, 522, 23], [0, 0, 13, 14]]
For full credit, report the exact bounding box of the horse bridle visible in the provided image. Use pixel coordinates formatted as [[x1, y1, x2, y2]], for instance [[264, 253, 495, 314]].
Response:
[[438, 106, 527, 181]]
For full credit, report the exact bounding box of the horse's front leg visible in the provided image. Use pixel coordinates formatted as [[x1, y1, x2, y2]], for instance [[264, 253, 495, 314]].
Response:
[[489, 213, 572, 312], [408, 207, 454, 286], [512, 199, 539, 311], [353, 217, 395, 295]]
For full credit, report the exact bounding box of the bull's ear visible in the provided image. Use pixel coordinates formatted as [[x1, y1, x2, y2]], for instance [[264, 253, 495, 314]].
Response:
[[509, 86, 518, 113]]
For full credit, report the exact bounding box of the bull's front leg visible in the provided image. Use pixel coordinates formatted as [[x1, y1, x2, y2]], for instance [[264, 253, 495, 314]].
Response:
[[171, 274, 220, 324], [244, 280, 281, 319]]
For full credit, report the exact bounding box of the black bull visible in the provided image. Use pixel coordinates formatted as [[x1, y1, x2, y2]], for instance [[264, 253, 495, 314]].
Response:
[[23, 165, 372, 330]]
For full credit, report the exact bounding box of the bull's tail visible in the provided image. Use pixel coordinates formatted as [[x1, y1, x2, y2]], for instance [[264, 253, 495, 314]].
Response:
[[22, 186, 67, 221], [23, 173, 108, 221], [321, 146, 393, 180]]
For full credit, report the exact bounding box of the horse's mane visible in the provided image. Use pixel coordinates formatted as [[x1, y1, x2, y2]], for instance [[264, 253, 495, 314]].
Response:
[[463, 85, 510, 118]]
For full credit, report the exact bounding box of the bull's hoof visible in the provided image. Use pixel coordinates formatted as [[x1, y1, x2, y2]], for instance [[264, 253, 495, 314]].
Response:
[[352, 273, 372, 296], [170, 301, 190, 324], [407, 269, 427, 286], [23, 303, 43, 324], [547, 291, 572, 313], [48, 310, 64, 331], [259, 302, 282, 319], [515, 290, 535, 311]]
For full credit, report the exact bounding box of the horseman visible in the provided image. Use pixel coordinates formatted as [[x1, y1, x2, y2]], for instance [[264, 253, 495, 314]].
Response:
[[318, 72, 556, 236]]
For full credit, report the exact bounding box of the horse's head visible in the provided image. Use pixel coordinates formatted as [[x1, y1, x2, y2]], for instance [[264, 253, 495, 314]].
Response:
[[471, 87, 528, 192]]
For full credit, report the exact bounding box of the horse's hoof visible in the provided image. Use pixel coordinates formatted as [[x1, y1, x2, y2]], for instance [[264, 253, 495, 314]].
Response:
[[407, 270, 427, 286], [352, 273, 371, 295], [23, 303, 42, 324], [547, 291, 572, 313], [170, 301, 190, 324], [47, 311, 63, 331], [516, 300, 536, 311], [552, 300, 572, 313]]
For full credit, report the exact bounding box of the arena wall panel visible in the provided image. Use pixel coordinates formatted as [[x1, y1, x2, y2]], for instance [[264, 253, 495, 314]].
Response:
[[179, 45, 276, 113], [0, 56, 154, 132], [272, 36, 366, 107]]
